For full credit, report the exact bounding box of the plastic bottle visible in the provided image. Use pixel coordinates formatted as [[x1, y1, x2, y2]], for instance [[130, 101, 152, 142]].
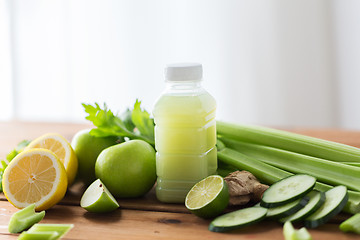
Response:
[[153, 63, 217, 203]]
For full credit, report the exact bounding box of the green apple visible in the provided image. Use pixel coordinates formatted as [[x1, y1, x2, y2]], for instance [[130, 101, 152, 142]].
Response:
[[95, 140, 156, 198], [71, 129, 119, 185], [80, 179, 119, 213]]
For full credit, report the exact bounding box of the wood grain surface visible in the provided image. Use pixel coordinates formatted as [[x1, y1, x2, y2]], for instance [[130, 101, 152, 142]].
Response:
[[0, 121, 360, 240]]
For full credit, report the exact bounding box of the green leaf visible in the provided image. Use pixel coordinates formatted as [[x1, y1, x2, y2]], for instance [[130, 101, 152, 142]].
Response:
[[6, 140, 31, 162], [0, 160, 8, 192], [120, 108, 136, 132], [82, 101, 155, 146], [6, 150, 17, 162], [131, 99, 155, 140], [16, 140, 31, 151], [82, 103, 130, 138]]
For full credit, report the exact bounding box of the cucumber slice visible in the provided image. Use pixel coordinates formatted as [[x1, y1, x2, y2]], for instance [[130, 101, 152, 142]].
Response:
[[266, 196, 309, 220], [209, 206, 267, 232], [280, 191, 326, 223], [261, 174, 316, 208], [304, 185, 348, 228]]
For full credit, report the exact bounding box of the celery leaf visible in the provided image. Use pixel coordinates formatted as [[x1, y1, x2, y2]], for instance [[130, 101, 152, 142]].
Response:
[[82, 102, 155, 146], [131, 99, 155, 140], [82, 103, 130, 138]]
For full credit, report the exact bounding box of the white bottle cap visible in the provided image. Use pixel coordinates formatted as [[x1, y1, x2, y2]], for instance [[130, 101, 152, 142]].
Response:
[[165, 63, 202, 82]]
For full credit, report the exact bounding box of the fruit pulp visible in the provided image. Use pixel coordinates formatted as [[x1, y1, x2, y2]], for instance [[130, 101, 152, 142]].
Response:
[[153, 91, 217, 203]]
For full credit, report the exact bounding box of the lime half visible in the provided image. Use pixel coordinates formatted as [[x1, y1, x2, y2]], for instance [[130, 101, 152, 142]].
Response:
[[185, 175, 229, 219], [80, 179, 119, 213]]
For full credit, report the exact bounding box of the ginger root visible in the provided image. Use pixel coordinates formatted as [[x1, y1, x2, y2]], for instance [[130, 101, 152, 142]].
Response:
[[224, 170, 269, 206]]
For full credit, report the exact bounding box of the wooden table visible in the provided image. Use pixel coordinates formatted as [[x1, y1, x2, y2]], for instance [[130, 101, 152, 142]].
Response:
[[0, 121, 360, 239]]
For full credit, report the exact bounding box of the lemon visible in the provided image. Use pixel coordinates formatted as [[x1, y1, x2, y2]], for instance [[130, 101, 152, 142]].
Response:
[[2, 148, 68, 211], [185, 175, 229, 219], [26, 133, 78, 185]]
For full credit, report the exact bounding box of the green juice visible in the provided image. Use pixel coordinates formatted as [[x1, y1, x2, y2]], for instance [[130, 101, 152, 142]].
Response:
[[153, 88, 217, 203]]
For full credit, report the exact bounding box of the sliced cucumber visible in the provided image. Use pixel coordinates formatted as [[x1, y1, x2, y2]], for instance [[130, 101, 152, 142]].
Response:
[[261, 174, 316, 208], [209, 206, 267, 232], [280, 191, 326, 223], [304, 185, 348, 228], [266, 196, 309, 220]]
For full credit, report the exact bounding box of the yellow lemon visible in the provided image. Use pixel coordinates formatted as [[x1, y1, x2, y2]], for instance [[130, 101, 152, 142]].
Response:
[[26, 133, 78, 185], [2, 148, 68, 211]]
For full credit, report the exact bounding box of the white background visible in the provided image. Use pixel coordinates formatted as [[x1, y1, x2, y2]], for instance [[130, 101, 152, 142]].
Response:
[[0, 0, 359, 129]]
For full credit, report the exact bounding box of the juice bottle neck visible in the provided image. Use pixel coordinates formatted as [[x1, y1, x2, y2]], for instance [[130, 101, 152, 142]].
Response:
[[164, 81, 204, 94]]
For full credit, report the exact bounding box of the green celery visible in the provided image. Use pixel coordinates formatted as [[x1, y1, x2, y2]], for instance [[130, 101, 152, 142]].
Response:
[[216, 160, 239, 177], [28, 224, 74, 238], [217, 121, 360, 163], [342, 162, 360, 168], [8, 204, 45, 233], [340, 213, 360, 234], [131, 99, 155, 141], [82, 101, 155, 146], [17, 231, 59, 240], [283, 221, 312, 240], [6, 140, 31, 162], [217, 146, 290, 184], [0, 159, 8, 191], [220, 138, 360, 192]]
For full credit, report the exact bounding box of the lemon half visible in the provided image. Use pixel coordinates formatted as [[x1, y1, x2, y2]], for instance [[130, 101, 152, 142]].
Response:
[[25, 133, 78, 185], [2, 148, 68, 211]]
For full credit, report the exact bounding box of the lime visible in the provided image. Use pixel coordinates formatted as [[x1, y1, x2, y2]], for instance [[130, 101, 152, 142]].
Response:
[[80, 179, 119, 213], [95, 140, 156, 198], [185, 175, 229, 219], [71, 129, 118, 185]]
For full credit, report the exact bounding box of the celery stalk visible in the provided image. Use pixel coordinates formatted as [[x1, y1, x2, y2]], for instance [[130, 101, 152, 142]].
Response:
[[217, 147, 291, 184], [217, 146, 360, 214], [342, 162, 360, 167], [217, 121, 360, 163], [28, 224, 74, 238], [340, 213, 360, 234], [220, 138, 360, 192], [8, 204, 45, 233], [17, 231, 59, 240], [283, 221, 312, 240]]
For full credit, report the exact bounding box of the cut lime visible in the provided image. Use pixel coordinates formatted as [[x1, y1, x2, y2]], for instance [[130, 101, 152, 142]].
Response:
[[185, 175, 229, 219], [80, 179, 119, 213]]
